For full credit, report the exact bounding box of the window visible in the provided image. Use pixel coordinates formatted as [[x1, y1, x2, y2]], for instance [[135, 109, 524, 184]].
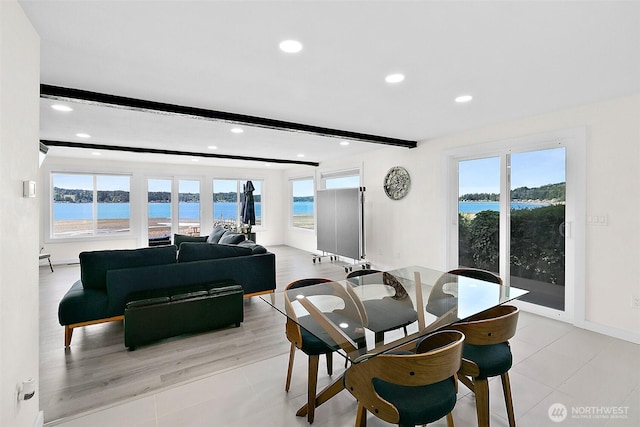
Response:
[[213, 179, 263, 226], [179, 179, 200, 235], [448, 128, 585, 320], [147, 178, 171, 240], [291, 178, 314, 229], [321, 169, 361, 189], [52, 173, 130, 238]]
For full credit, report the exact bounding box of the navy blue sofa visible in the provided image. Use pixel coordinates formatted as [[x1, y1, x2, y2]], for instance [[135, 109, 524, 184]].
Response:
[[58, 238, 276, 347]]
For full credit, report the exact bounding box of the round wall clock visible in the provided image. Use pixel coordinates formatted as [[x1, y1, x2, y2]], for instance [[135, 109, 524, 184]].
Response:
[[383, 166, 410, 200]]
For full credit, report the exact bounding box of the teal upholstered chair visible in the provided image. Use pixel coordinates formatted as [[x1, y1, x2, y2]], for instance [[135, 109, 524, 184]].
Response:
[[426, 268, 502, 319], [344, 330, 465, 427], [345, 269, 418, 344], [450, 305, 519, 427], [449, 268, 502, 285], [284, 278, 365, 423]]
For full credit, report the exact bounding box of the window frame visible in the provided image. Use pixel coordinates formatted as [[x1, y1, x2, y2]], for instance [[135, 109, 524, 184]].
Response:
[[49, 171, 133, 240], [320, 168, 361, 190], [290, 176, 315, 231], [445, 127, 586, 323], [212, 178, 264, 228]]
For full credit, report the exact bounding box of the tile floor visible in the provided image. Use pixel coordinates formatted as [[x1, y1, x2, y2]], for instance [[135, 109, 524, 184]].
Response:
[[48, 311, 639, 427]]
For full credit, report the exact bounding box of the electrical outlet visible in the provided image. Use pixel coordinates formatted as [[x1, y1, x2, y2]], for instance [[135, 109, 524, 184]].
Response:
[[632, 295, 640, 310]]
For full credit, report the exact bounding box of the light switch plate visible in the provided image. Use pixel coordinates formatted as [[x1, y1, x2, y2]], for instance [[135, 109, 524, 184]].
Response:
[[23, 180, 36, 198]]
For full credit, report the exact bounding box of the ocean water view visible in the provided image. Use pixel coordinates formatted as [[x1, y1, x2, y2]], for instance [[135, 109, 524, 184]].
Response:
[[459, 201, 549, 213], [54, 200, 547, 220], [54, 202, 275, 220]]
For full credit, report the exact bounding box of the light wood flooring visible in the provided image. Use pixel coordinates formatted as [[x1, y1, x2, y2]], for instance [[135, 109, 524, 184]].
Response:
[[39, 245, 354, 424]]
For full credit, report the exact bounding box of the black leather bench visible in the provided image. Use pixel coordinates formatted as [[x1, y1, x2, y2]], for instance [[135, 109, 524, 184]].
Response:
[[124, 281, 244, 349]]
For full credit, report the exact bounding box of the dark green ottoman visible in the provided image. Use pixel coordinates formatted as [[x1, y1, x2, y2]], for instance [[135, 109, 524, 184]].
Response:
[[124, 282, 244, 349]]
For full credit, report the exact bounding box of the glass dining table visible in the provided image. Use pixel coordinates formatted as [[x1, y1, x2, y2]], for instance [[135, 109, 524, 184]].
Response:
[[261, 265, 529, 419]]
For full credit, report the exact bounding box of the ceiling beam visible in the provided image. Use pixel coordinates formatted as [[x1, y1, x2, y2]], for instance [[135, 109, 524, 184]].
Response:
[[41, 140, 321, 167], [40, 84, 418, 149]]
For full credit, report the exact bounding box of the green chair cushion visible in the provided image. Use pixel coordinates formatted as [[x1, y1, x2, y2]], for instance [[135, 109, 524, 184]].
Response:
[[462, 342, 512, 379], [373, 377, 457, 426]]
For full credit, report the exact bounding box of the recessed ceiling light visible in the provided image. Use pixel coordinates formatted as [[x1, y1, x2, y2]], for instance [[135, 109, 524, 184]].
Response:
[[76, 133, 91, 138], [208, 145, 218, 150], [91, 152, 101, 156], [340, 140, 350, 146], [297, 154, 305, 158], [455, 95, 473, 103], [51, 104, 73, 112], [279, 39, 303, 53], [385, 73, 405, 83], [230, 127, 244, 134], [191, 158, 199, 162]]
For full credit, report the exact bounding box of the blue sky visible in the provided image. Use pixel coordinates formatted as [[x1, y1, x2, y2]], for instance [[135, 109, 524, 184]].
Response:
[[54, 174, 130, 191], [293, 179, 314, 197], [459, 148, 566, 195]]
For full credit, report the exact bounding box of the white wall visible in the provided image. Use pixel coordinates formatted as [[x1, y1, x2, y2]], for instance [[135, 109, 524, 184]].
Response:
[[0, 1, 41, 425], [40, 157, 285, 263], [284, 94, 640, 341]]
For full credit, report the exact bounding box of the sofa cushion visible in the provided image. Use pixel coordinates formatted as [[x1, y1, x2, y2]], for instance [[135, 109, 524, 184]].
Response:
[[206, 225, 228, 244], [177, 243, 252, 262], [219, 231, 246, 244], [174, 233, 207, 249], [58, 280, 110, 325], [236, 240, 268, 254], [80, 246, 177, 291]]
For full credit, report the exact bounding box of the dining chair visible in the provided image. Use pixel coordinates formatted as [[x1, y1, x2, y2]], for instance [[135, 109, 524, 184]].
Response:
[[449, 304, 519, 427], [284, 277, 365, 423], [449, 267, 503, 285], [344, 330, 465, 427], [345, 270, 418, 344], [426, 268, 502, 319]]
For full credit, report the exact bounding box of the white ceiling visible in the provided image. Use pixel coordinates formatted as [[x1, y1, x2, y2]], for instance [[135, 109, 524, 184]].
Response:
[[20, 0, 640, 169]]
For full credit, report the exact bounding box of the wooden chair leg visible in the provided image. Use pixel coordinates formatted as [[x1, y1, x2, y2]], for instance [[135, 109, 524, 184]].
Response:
[[474, 377, 490, 427], [326, 352, 333, 376], [285, 343, 296, 391], [355, 402, 367, 427], [501, 372, 516, 427], [446, 412, 455, 427], [307, 355, 320, 423], [64, 325, 73, 347]]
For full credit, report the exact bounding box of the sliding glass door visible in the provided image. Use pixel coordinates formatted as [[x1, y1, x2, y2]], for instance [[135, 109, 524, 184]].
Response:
[[509, 149, 566, 310], [452, 137, 578, 315]]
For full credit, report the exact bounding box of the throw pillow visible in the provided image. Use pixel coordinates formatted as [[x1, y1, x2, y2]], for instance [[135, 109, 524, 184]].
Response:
[[177, 243, 252, 262], [206, 225, 227, 244], [218, 231, 246, 245], [236, 240, 268, 254], [174, 234, 207, 248]]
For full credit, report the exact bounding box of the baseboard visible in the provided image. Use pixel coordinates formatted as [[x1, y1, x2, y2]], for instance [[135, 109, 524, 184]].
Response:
[[575, 319, 640, 344], [34, 411, 44, 427]]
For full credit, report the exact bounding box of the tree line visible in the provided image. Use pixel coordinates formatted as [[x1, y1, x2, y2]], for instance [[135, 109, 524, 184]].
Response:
[[54, 189, 265, 203], [54, 188, 130, 203], [458, 204, 566, 286], [459, 182, 565, 202]]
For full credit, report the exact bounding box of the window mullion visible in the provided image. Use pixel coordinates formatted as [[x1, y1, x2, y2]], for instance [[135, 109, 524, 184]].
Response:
[[93, 175, 98, 236]]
